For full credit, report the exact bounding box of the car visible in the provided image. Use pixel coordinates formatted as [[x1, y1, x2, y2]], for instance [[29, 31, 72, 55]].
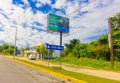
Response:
[[28, 54, 36, 60]]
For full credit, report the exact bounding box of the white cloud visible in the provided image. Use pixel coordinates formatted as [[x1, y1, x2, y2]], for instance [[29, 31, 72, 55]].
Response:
[[52, 0, 67, 9], [38, 0, 51, 5], [22, 0, 29, 4], [67, 0, 120, 43], [36, 2, 42, 8], [32, 0, 51, 5]]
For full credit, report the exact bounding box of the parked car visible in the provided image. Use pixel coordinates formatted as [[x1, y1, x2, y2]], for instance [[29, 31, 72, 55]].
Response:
[[28, 54, 36, 60]]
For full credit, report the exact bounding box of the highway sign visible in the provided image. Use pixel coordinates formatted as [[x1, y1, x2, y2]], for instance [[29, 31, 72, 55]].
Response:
[[46, 43, 64, 50], [47, 14, 69, 33]]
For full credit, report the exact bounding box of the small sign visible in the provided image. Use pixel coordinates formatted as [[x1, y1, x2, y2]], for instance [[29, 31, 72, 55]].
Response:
[[46, 43, 64, 50], [16, 50, 20, 55]]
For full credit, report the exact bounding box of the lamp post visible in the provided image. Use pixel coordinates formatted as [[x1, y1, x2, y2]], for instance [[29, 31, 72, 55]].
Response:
[[11, 26, 17, 58]]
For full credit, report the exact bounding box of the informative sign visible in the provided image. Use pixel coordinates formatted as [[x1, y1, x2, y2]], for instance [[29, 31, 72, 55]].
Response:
[[16, 49, 20, 55], [47, 14, 69, 33], [46, 43, 64, 50]]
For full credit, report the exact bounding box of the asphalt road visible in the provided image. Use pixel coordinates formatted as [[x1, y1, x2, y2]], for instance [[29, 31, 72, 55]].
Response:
[[0, 55, 69, 83]]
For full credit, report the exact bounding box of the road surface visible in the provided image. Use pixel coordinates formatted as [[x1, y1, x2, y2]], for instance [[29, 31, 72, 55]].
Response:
[[0, 56, 70, 83]]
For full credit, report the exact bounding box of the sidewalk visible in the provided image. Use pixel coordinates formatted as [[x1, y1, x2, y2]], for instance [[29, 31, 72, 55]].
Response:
[[18, 57, 120, 81]]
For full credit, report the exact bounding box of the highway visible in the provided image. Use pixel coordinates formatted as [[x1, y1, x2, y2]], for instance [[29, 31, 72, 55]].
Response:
[[0, 56, 69, 83]]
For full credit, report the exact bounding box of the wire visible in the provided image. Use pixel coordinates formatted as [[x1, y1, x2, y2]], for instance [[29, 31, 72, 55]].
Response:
[[66, 0, 96, 17]]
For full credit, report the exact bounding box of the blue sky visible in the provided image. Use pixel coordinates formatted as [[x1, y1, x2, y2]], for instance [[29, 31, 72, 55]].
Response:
[[12, 0, 89, 14], [0, 0, 120, 48]]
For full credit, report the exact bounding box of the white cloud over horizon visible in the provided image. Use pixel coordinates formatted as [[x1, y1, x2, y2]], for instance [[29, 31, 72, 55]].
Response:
[[0, 0, 120, 48]]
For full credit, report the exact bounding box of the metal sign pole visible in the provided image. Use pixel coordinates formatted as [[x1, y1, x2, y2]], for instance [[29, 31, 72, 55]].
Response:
[[60, 32, 62, 68], [47, 50, 50, 67]]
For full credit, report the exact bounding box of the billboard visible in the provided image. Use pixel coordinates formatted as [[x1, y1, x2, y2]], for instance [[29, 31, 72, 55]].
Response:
[[47, 14, 69, 33]]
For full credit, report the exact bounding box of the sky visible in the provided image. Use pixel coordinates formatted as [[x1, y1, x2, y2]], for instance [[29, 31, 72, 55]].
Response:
[[0, 0, 120, 48]]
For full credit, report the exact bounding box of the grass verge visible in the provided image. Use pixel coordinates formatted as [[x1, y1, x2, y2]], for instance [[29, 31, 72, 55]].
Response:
[[52, 57, 120, 72], [14, 58, 120, 83]]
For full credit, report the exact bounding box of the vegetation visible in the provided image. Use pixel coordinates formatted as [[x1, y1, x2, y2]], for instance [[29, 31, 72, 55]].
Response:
[[62, 35, 110, 61], [61, 13, 120, 62], [35, 44, 54, 59], [53, 57, 120, 71], [0, 44, 14, 55]]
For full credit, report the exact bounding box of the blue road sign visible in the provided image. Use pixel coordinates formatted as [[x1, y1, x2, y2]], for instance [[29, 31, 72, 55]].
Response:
[[46, 43, 64, 50], [16, 49, 20, 55]]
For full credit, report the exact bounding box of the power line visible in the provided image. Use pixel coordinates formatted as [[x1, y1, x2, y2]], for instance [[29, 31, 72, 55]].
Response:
[[66, 0, 96, 17]]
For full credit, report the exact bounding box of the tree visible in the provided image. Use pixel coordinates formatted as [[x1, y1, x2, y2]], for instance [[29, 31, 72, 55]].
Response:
[[111, 13, 120, 30], [40, 45, 47, 59], [65, 39, 80, 50], [0, 46, 2, 53], [20, 48, 25, 56], [48, 50, 54, 59], [64, 39, 80, 56], [35, 46, 41, 59], [0, 44, 14, 55], [110, 13, 120, 61], [97, 34, 108, 45], [62, 48, 69, 57], [35, 44, 48, 59], [72, 43, 87, 58]]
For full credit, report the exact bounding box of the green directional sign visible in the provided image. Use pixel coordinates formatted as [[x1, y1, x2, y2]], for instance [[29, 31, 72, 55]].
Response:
[[47, 14, 69, 33]]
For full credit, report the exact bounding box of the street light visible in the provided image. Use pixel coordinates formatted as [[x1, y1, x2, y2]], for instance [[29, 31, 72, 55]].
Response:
[[11, 26, 17, 58]]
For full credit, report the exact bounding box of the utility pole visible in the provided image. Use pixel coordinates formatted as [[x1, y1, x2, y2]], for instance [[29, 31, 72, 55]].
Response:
[[14, 26, 17, 58], [108, 18, 114, 66], [11, 26, 17, 58]]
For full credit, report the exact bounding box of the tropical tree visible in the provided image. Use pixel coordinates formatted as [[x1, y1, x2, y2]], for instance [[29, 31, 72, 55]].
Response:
[[72, 43, 87, 58], [110, 13, 120, 61], [35, 46, 41, 59], [35, 44, 48, 59], [64, 39, 80, 56], [111, 13, 120, 29], [62, 48, 69, 57], [40, 45, 47, 59], [48, 50, 54, 59], [65, 39, 80, 50], [20, 48, 25, 56]]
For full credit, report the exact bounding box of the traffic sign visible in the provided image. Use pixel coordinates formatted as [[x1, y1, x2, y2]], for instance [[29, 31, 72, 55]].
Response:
[[46, 43, 64, 50], [16, 49, 20, 55]]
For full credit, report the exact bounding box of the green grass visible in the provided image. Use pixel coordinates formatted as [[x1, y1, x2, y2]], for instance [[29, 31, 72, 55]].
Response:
[[52, 57, 120, 72], [15, 58, 120, 83]]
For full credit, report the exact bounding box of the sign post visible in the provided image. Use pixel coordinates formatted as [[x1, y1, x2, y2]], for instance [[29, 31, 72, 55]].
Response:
[[60, 32, 62, 68], [46, 43, 64, 67], [47, 14, 69, 68]]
